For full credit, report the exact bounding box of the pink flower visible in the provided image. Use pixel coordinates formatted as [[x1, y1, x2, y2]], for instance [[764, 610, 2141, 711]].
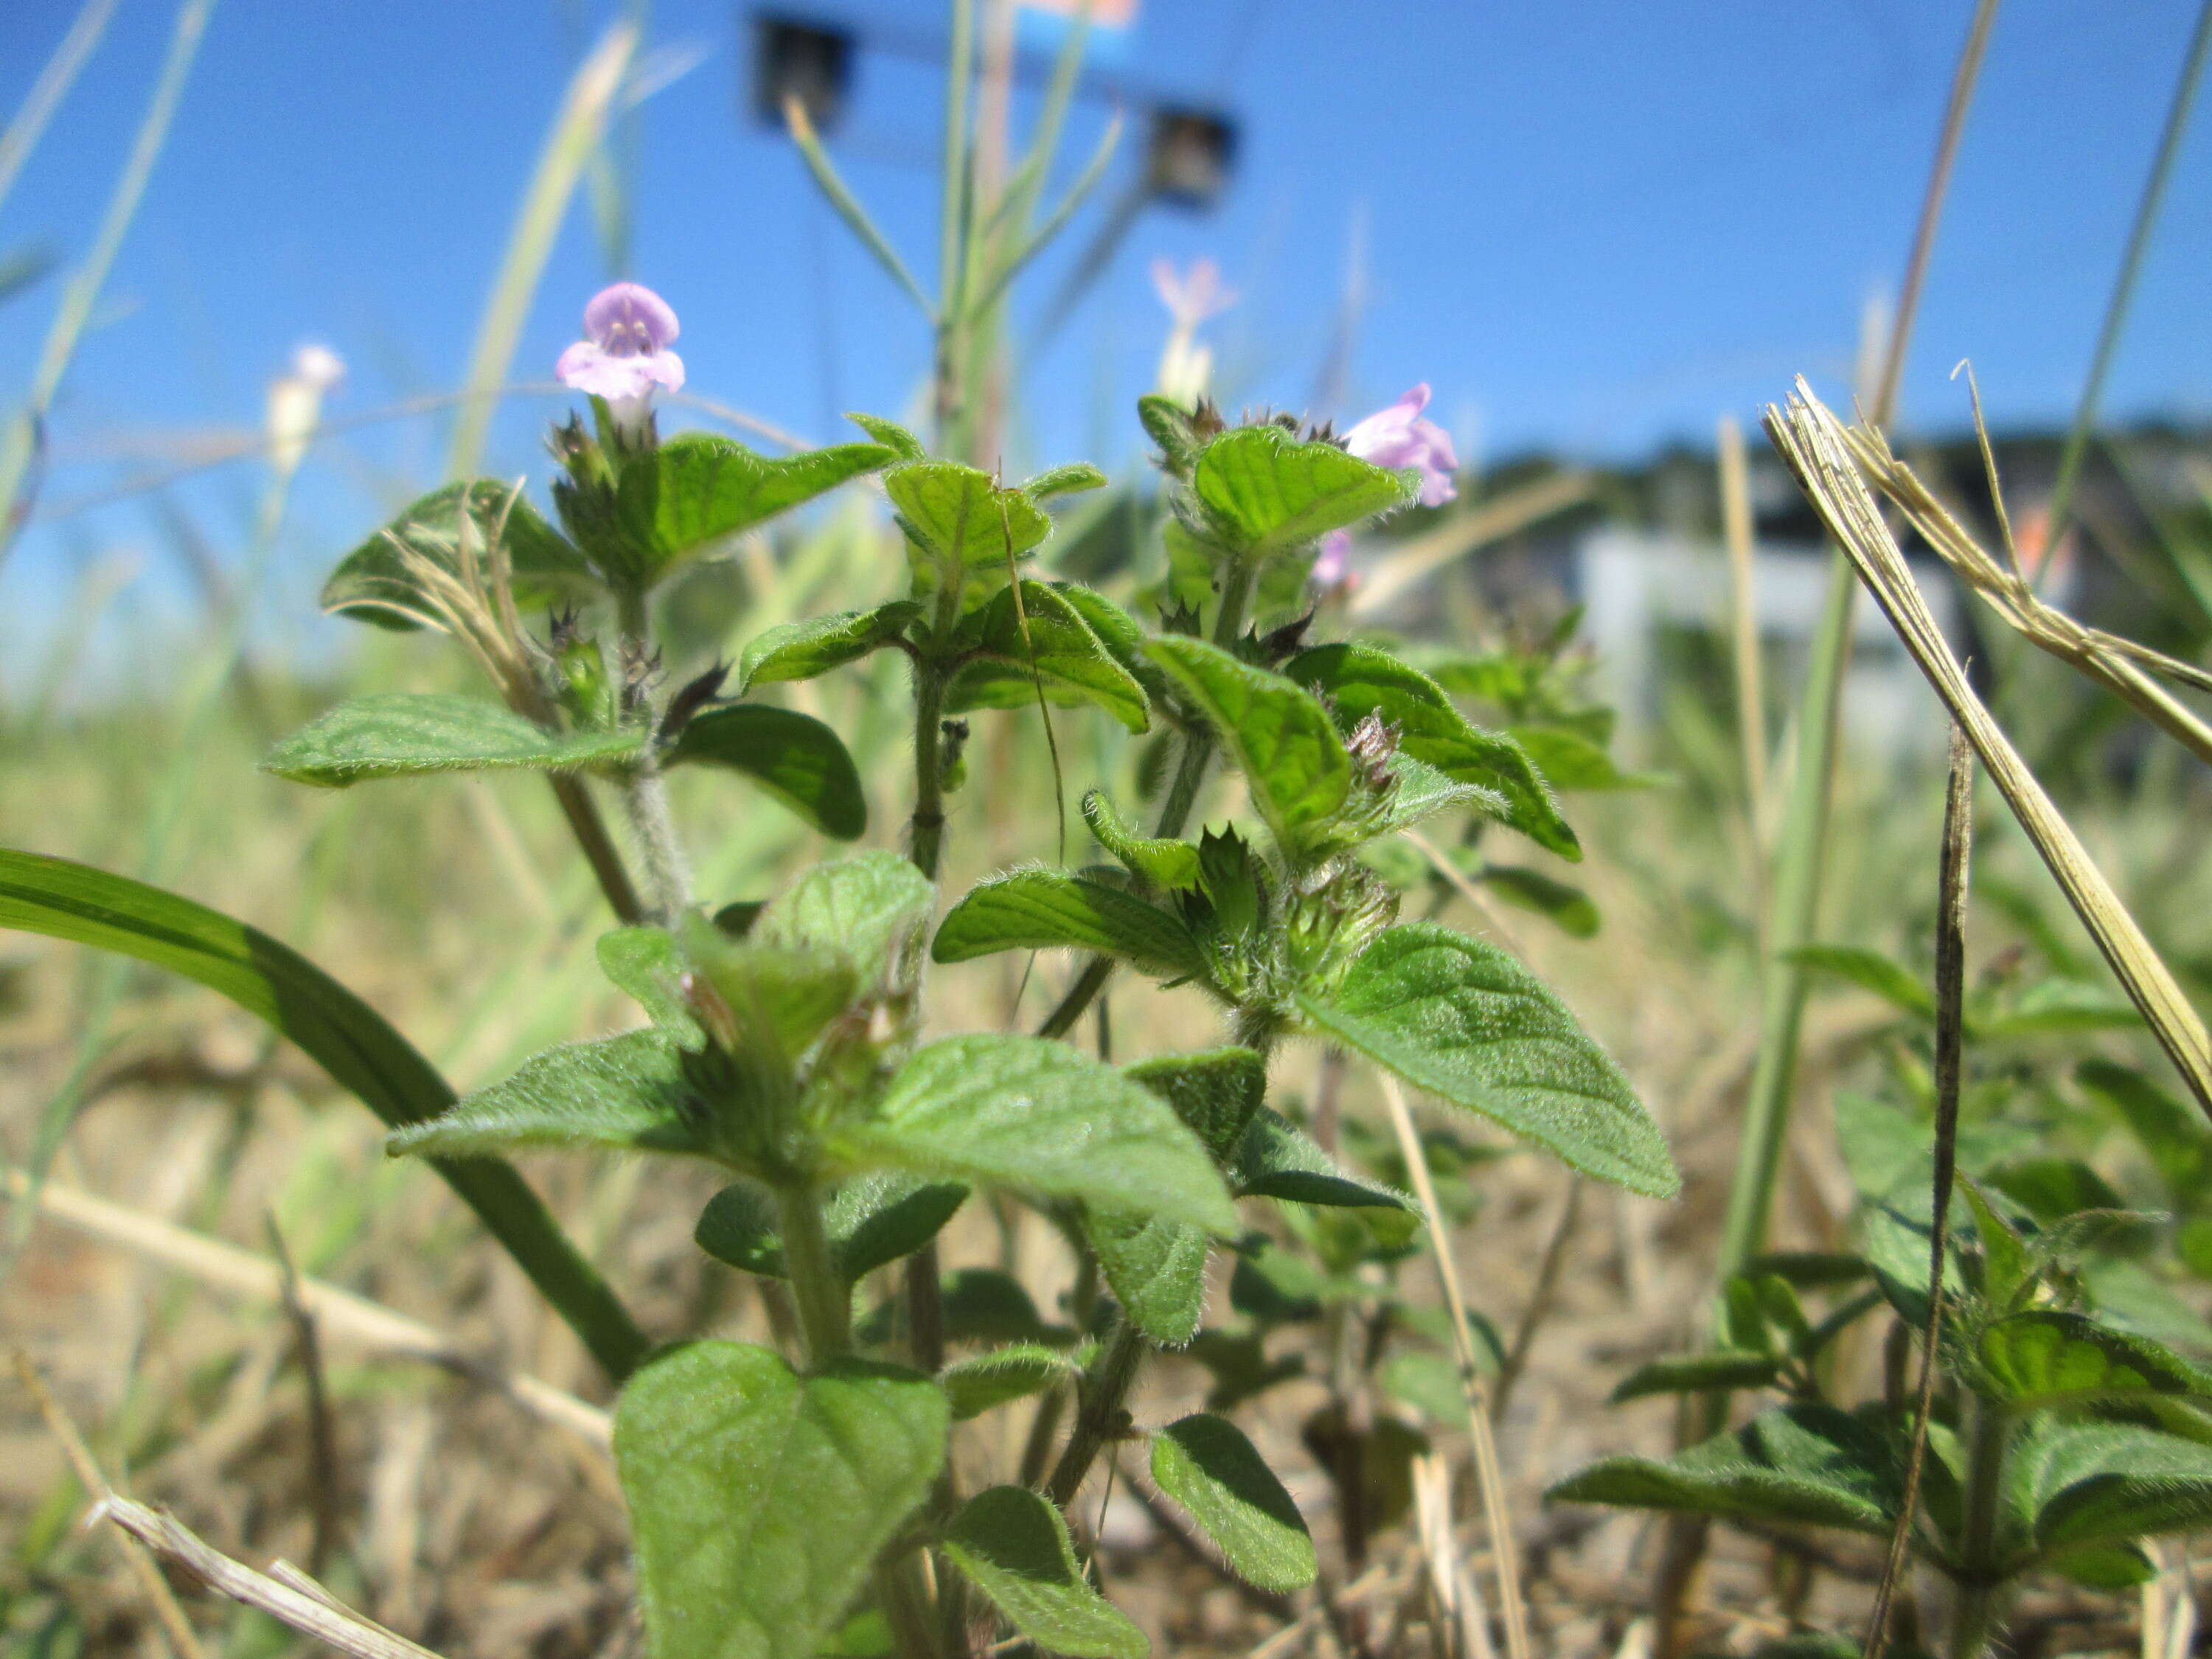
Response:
[[555, 283, 685, 422], [1344, 383, 1457, 507], [1312, 532, 1354, 593], [1150, 257, 1237, 405]]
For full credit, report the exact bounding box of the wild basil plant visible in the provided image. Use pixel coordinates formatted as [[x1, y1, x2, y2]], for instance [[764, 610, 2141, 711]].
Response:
[[114, 271, 1671, 1659]]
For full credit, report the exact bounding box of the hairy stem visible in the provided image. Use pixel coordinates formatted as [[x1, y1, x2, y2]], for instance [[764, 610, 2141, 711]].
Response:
[[1950, 1399, 2011, 1659], [547, 773, 644, 924], [774, 1182, 849, 1367], [619, 759, 691, 923], [1043, 1316, 1144, 1506], [1034, 554, 1259, 1040]]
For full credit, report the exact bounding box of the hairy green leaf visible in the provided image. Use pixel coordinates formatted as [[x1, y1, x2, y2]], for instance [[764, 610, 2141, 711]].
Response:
[[1978, 1312, 2212, 1410], [1082, 790, 1200, 891], [1150, 1414, 1317, 1593], [1126, 1047, 1268, 1163], [1548, 1403, 1901, 1537], [0, 849, 647, 1379], [1086, 1207, 1211, 1346], [1287, 644, 1578, 860], [620, 434, 893, 574], [1297, 924, 1677, 1197], [1190, 425, 1413, 560], [696, 1173, 969, 1281], [886, 461, 1051, 587], [846, 1034, 1239, 1235], [945, 581, 1151, 733], [321, 480, 597, 631], [596, 926, 697, 1032], [845, 411, 926, 462], [664, 703, 867, 839], [1147, 637, 1350, 853], [754, 850, 936, 990], [943, 1486, 1147, 1659], [932, 869, 1206, 979], [1230, 1108, 1418, 1245], [942, 1344, 1082, 1420], [616, 1342, 947, 1659], [387, 1029, 698, 1159], [738, 602, 922, 692], [1609, 1352, 1787, 1405], [2079, 1059, 2212, 1200], [265, 693, 642, 787], [2017, 1420, 2212, 1554], [1022, 461, 1110, 501], [1509, 725, 1660, 793]]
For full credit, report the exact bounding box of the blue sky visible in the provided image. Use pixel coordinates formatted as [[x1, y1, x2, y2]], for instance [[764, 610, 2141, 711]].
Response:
[[5, 0, 2212, 617]]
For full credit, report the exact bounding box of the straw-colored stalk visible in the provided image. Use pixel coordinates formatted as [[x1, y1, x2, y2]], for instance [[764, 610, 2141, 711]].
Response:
[[1764, 380, 2212, 1116], [1838, 419, 2212, 766], [1378, 1073, 1530, 1659]]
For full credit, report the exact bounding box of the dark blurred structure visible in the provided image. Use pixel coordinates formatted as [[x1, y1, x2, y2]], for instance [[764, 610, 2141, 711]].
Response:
[[749, 12, 856, 132], [1144, 105, 1237, 209]]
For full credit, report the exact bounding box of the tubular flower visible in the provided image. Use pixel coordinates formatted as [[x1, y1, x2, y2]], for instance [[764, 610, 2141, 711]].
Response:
[[1343, 383, 1458, 507], [556, 282, 685, 432]]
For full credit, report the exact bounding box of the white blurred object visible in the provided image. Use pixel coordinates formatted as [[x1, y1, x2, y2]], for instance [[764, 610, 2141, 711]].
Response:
[[264, 341, 344, 489], [1150, 257, 1235, 406]]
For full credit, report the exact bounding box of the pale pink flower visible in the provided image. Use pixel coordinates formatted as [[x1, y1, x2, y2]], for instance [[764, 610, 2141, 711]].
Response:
[[1344, 383, 1458, 507], [555, 282, 685, 429], [1150, 257, 1237, 405]]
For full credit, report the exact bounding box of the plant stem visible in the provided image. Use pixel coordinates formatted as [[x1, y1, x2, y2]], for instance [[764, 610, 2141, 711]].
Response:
[[619, 760, 691, 922], [1033, 554, 1259, 1040], [547, 773, 645, 924], [911, 662, 951, 881], [1950, 1399, 2011, 1659], [774, 1182, 849, 1366], [1043, 1316, 1145, 1506]]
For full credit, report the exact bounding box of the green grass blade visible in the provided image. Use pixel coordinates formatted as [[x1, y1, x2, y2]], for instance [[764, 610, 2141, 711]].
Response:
[[968, 111, 1121, 320], [781, 95, 934, 321], [446, 20, 639, 478], [0, 848, 651, 1381], [0, 0, 121, 215], [0, 0, 216, 556]]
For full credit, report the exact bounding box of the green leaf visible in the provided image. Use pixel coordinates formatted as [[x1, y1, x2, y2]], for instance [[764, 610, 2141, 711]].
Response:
[[2048, 1543, 2158, 1590], [1978, 1312, 2212, 1410], [1150, 1414, 1317, 1593], [944, 1486, 1147, 1659], [0, 849, 647, 1380], [1125, 1047, 1268, 1163], [1985, 1158, 2125, 1224], [1786, 945, 1934, 1020], [664, 704, 867, 839], [941, 1345, 1081, 1420], [695, 1173, 969, 1281], [739, 602, 922, 692], [265, 693, 643, 787], [387, 1029, 700, 1159], [945, 581, 1152, 734], [1508, 725, 1660, 793], [1189, 425, 1414, 560], [1022, 462, 1110, 501], [1547, 1403, 1901, 1538], [619, 433, 893, 574], [931, 869, 1206, 979], [1230, 1109, 1419, 1245], [1483, 866, 1599, 939], [1979, 979, 2145, 1038], [1082, 790, 1200, 891], [1086, 1208, 1211, 1346], [886, 461, 1051, 585], [846, 411, 926, 462], [321, 480, 597, 631], [615, 1341, 948, 1659], [1050, 585, 1173, 709], [1287, 644, 1579, 860], [1375, 754, 1492, 838], [1295, 923, 1677, 1197], [2079, 1059, 2211, 1200], [2016, 1420, 2212, 1554], [754, 850, 936, 990], [597, 927, 696, 1032], [1147, 637, 1350, 853], [828, 1173, 971, 1280], [1382, 1351, 1478, 1425], [845, 1034, 1239, 1235], [1608, 1352, 1787, 1405]]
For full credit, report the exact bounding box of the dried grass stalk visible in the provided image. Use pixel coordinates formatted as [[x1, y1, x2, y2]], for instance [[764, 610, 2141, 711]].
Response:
[[1763, 380, 2212, 1115]]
